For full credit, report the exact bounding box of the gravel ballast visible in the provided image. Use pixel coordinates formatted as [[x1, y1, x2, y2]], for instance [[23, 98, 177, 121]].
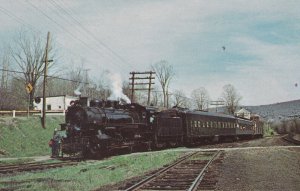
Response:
[[216, 147, 300, 191]]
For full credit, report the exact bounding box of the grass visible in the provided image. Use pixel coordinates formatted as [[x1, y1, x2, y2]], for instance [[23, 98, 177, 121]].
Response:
[[0, 116, 64, 157], [0, 150, 185, 191]]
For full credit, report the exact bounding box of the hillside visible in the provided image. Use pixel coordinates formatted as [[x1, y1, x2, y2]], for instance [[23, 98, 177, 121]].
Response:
[[245, 99, 300, 121], [0, 116, 63, 157], [210, 99, 300, 121]]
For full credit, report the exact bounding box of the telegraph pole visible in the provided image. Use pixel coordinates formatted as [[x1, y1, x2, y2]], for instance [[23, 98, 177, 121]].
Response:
[[147, 71, 153, 105], [131, 72, 135, 102], [129, 71, 155, 105], [210, 100, 225, 112], [42, 32, 50, 129]]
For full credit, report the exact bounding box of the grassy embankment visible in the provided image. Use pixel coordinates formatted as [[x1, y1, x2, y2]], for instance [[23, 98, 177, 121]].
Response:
[[0, 150, 185, 191], [0, 116, 63, 158]]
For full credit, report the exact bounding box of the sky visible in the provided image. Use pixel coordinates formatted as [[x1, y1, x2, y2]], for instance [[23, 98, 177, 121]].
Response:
[[0, 0, 300, 106]]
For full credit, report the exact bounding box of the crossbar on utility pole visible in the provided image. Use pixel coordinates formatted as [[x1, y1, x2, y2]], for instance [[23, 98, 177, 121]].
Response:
[[129, 71, 155, 105], [210, 100, 225, 113], [42, 32, 50, 129]]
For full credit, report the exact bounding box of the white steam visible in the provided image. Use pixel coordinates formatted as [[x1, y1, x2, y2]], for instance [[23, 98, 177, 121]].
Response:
[[108, 73, 131, 104], [74, 83, 83, 96]]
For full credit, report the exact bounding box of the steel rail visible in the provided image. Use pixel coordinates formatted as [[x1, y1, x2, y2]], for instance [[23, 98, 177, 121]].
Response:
[[0, 161, 78, 174], [188, 150, 221, 191], [282, 135, 300, 145], [124, 151, 198, 191]]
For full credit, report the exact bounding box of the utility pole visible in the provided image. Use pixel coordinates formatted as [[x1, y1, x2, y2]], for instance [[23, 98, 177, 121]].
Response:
[[1, 56, 8, 89], [129, 71, 155, 105], [210, 100, 225, 113], [130, 72, 135, 102], [83, 69, 90, 96], [42, 32, 50, 129], [147, 71, 154, 105]]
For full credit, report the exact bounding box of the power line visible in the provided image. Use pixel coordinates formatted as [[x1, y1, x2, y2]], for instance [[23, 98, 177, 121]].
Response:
[[25, 1, 103, 57], [48, 0, 135, 69], [0, 68, 88, 84], [0, 5, 90, 63], [0, 6, 39, 34], [40, 1, 113, 65], [25, 0, 132, 71], [1, 2, 135, 73]]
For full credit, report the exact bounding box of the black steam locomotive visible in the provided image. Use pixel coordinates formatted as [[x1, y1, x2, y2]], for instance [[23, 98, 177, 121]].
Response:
[[59, 98, 263, 158]]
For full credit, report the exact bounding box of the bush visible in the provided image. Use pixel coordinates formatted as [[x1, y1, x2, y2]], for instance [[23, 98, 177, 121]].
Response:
[[271, 118, 300, 134]]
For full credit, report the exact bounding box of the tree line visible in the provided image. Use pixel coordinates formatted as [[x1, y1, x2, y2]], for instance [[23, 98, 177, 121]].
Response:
[[0, 31, 241, 114]]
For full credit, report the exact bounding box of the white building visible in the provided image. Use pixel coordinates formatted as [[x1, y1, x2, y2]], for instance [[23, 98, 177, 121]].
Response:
[[33, 95, 78, 111], [235, 108, 251, 119]]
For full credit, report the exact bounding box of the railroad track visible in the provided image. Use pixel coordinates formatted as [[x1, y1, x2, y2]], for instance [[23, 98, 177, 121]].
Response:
[[123, 150, 222, 191], [0, 161, 79, 174], [282, 134, 300, 145]]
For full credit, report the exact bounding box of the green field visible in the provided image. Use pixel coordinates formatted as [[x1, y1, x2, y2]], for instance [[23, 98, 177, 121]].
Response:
[[0, 116, 64, 158]]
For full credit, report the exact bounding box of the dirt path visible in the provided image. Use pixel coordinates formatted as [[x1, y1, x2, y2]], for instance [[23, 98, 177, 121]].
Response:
[[216, 147, 300, 191]]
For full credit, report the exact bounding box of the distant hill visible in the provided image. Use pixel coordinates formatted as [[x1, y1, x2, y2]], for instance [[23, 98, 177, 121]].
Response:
[[244, 99, 300, 121], [209, 99, 300, 121]]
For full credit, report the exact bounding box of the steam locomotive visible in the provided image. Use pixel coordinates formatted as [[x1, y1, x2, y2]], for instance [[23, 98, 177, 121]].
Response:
[[59, 98, 263, 158]]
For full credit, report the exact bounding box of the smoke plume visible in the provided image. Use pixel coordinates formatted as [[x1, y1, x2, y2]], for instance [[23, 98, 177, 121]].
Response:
[[108, 73, 131, 104], [74, 83, 83, 96]]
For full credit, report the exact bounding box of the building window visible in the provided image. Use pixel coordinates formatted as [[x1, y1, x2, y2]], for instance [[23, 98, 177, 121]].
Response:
[[47, 105, 51, 110]]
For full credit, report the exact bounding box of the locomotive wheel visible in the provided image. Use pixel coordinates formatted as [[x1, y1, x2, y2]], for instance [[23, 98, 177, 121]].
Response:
[[128, 145, 134, 153], [146, 142, 152, 151], [168, 142, 177, 147], [154, 134, 164, 149]]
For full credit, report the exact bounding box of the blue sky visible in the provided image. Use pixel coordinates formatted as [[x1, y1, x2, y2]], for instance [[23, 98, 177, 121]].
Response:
[[0, 0, 300, 106]]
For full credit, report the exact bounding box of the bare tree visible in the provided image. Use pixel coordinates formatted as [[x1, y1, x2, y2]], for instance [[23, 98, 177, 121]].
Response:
[[191, 87, 210, 110], [221, 84, 242, 114], [151, 60, 175, 108], [10, 31, 55, 109], [97, 71, 111, 100], [172, 89, 190, 108], [150, 87, 163, 107]]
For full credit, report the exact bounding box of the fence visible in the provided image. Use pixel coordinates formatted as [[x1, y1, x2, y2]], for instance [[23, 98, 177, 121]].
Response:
[[0, 110, 66, 117]]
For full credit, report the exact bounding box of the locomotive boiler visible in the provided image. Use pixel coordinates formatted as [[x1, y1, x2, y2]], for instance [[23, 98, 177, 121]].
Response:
[[61, 99, 155, 157]]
